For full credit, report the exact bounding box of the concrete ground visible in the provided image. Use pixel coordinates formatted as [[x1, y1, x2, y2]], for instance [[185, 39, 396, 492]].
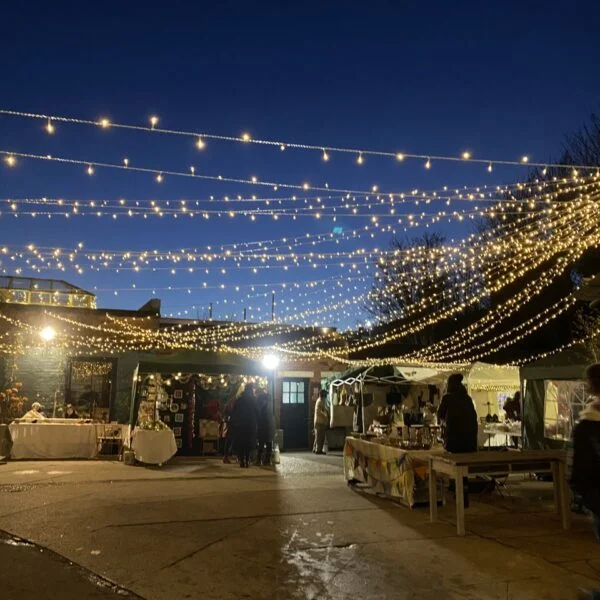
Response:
[[0, 453, 599, 600]]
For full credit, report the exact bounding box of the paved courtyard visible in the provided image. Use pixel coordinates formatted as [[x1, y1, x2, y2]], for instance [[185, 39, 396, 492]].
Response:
[[0, 453, 599, 599]]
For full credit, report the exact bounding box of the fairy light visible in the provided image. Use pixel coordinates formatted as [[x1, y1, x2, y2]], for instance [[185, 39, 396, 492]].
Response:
[[241, 132, 251, 142], [322, 149, 330, 162], [425, 158, 431, 169], [4, 155, 16, 167], [356, 153, 364, 165], [396, 153, 405, 162], [99, 118, 110, 129], [46, 119, 55, 134], [521, 155, 529, 163], [87, 164, 94, 175], [487, 163, 493, 173], [150, 116, 159, 129], [156, 173, 163, 183], [123, 157, 129, 167], [190, 166, 196, 175], [196, 137, 206, 150], [462, 151, 471, 160]]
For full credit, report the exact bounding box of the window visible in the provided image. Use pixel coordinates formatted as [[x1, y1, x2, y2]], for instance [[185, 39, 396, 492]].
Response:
[[67, 359, 115, 421], [544, 380, 590, 441], [282, 380, 305, 404]]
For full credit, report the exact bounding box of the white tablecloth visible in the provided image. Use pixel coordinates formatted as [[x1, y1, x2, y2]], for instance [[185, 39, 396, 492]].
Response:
[[132, 429, 177, 465], [344, 437, 444, 506], [9, 422, 98, 459]]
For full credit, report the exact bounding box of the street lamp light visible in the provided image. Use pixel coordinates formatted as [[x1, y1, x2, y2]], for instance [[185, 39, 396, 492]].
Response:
[[262, 354, 280, 371], [39, 326, 56, 342]]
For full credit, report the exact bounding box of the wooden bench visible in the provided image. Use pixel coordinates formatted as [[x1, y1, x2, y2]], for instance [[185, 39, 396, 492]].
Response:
[[428, 450, 569, 536]]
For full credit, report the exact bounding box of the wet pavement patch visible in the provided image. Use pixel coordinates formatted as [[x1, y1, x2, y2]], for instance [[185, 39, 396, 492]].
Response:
[[0, 530, 144, 599]]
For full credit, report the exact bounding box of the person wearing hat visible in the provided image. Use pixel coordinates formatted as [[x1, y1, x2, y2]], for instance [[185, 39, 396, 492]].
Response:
[[438, 373, 478, 507]]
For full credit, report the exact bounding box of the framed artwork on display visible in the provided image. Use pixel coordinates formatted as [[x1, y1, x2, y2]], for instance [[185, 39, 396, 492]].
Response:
[[175, 413, 184, 423], [174, 390, 183, 400]]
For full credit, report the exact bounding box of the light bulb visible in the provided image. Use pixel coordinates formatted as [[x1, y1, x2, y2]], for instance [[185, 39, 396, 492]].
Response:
[[241, 132, 251, 142], [541, 166, 548, 176], [396, 153, 404, 161], [280, 144, 286, 151], [190, 166, 195, 174], [462, 151, 471, 160], [150, 116, 159, 128], [46, 119, 55, 134], [196, 137, 206, 150], [521, 155, 529, 163], [357, 153, 364, 165], [87, 164, 94, 175], [322, 149, 329, 162], [123, 158, 129, 167], [487, 163, 493, 172], [156, 173, 163, 183], [5, 155, 16, 167], [99, 118, 110, 128], [425, 158, 431, 169]]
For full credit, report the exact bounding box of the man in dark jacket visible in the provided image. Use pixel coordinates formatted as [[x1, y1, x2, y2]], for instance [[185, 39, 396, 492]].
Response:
[[571, 364, 600, 600], [255, 391, 275, 466], [232, 383, 258, 468], [437, 373, 478, 508]]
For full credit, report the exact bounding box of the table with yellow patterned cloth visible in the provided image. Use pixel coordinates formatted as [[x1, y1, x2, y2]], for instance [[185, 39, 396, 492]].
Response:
[[344, 436, 445, 507]]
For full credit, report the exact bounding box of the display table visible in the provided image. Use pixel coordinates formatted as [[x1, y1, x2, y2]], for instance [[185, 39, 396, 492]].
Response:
[[344, 436, 444, 507], [479, 422, 522, 448], [131, 428, 177, 465], [9, 421, 98, 459], [428, 450, 569, 536]]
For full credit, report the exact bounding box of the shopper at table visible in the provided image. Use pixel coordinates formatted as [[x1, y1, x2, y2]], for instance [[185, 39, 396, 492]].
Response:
[[571, 364, 600, 600], [255, 391, 274, 466], [313, 389, 329, 455], [438, 373, 478, 507], [64, 403, 80, 419], [21, 401, 46, 421], [231, 383, 258, 468], [503, 391, 521, 421]]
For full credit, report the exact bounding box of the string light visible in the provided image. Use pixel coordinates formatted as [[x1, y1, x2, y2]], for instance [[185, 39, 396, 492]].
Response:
[[4, 108, 597, 172], [99, 118, 110, 129], [425, 158, 431, 169], [196, 137, 206, 150], [4, 155, 16, 167], [462, 151, 471, 160], [46, 119, 55, 134], [156, 173, 163, 183], [357, 153, 364, 165], [487, 163, 493, 173], [123, 157, 129, 167], [396, 153, 405, 162], [87, 164, 94, 175], [322, 149, 329, 162]]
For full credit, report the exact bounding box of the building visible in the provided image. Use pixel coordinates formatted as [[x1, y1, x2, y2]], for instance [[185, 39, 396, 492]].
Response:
[[0, 277, 346, 452]]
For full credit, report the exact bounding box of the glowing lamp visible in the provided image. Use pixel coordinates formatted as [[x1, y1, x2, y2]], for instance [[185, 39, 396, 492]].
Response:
[[262, 354, 280, 370], [39, 326, 56, 342]]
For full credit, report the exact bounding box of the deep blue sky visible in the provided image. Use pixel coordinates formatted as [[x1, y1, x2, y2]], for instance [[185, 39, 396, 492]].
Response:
[[0, 1, 598, 328]]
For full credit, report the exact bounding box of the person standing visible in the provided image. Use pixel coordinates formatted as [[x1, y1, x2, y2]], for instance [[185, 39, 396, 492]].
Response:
[[313, 389, 329, 455], [571, 364, 600, 600], [437, 373, 478, 507], [255, 391, 275, 466], [231, 383, 258, 468], [503, 391, 521, 421]]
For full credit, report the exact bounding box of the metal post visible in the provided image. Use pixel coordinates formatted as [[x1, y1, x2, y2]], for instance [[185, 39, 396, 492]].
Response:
[[271, 292, 275, 321]]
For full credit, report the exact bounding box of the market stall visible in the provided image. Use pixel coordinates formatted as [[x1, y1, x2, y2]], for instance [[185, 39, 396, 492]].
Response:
[[344, 436, 445, 507], [9, 419, 98, 459]]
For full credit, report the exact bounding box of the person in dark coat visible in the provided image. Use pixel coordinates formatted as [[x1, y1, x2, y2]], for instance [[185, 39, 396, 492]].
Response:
[[437, 373, 478, 507], [255, 391, 275, 466], [571, 364, 600, 600], [503, 391, 521, 421], [231, 383, 258, 468]]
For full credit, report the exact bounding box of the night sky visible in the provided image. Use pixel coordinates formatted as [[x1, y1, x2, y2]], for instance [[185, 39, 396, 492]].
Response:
[[0, 1, 599, 329]]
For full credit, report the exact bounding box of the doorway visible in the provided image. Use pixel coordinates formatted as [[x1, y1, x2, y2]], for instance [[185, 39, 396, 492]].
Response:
[[280, 378, 309, 450]]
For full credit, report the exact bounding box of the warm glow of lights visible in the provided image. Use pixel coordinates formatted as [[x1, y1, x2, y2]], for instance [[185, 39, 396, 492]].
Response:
[[46, 119, 55, 134], [521, 155, 529, 163], [87, 164, 94, 175], [150, 116, 159, 128], [196, 137, 206, 150], [156, 173, 163, 183], [123, 157, 129, 167], [462, 151, 471, 160], [190, 166, 196, 175], [5, 155, 16, 167], [425, 158, 431, 169], [357, 153, 364, 165], [262, 354, 280, 370], [487, 163, 493, 172], [99, 118, 110, 128], [39, 326, 57, 342], [396, 153, 405, 161], [241, 132, 251, 142], [322, 149, 329, 162]]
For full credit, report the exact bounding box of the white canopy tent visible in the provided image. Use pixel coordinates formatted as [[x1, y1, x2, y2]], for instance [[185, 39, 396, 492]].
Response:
[[328, 361, 520, 431]]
